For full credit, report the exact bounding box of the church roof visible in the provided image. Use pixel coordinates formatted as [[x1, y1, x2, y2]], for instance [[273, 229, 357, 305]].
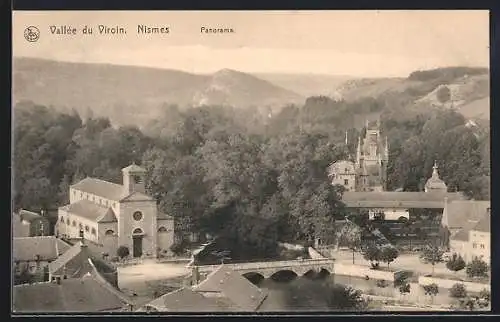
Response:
[[192, 265, 268, 311], [120, 191, 154, 202], [121, 163, 146, 173], [342, 191, 465, 209], [13, 236, 71, 262], [71, 177, 125, 201], [425, 163, 448, 191], [158, 212, 174, 220], [60, 200, 117, 223], [12, 273, 129, 312]]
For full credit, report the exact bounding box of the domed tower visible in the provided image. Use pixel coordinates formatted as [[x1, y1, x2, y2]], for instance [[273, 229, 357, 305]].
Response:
[[424, 161, 448, 193]]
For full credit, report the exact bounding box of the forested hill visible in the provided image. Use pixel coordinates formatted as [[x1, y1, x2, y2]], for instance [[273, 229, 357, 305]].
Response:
[[335, 67, 489, 121], [13, 57, 304, 127]]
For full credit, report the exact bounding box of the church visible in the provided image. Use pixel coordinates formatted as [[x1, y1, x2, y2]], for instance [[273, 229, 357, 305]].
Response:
[[328, 120, 389, 192], [56, 164, 174, 259]]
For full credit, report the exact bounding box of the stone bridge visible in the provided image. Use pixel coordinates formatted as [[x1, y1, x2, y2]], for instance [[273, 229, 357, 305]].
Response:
[[193, 258, 335, 280]]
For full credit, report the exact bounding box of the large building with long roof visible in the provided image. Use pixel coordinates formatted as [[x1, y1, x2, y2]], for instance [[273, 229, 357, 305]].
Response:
[[56, 163, 174, 259]]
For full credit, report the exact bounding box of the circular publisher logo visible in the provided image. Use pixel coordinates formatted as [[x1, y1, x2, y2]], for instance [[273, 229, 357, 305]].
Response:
[[24, 26, 40, 42]]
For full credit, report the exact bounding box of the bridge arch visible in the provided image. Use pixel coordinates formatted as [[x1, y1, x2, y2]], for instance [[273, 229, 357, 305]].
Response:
[[242, 272, 265, 285], [270, 270, 298, 282]]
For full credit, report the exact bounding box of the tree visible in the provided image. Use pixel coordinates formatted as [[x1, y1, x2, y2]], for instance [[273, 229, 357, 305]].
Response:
[[466, 257, 489, 279], [449, 283, 467, 299], [117, 246, 130, 259], [420, 244, 444, 274], [446, 253, 466, 274], [436, 86, 451, 104], [422, 283, 439, 304], [399, 283, 411, 301], [340, 223, 362, 264], [380, 246, 399, 269], [362, 242, 381, 269]]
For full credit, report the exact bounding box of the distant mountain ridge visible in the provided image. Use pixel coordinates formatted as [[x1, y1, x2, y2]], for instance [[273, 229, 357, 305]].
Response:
[[13, 57, 304, 126]]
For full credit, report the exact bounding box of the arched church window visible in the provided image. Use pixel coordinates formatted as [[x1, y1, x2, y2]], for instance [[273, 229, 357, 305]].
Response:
[[158, 226, 167, 233], [133, 228, 144, 235], [79, 223, 83, 229], [133, 211, 143, 221], [66, 218, 70, 225], [72, 221, 76, 227], [60, 216, 64, 223], [105, 230, 114, 236], [85, 225, 90, 232], [91, 228, 96, 235]]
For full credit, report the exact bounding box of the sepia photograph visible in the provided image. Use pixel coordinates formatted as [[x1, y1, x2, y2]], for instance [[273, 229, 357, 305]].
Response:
[[11, 10, 491, 313]]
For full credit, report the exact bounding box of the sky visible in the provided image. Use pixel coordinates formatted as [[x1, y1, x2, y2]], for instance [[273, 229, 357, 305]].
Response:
[[12, 10, 490, 77]]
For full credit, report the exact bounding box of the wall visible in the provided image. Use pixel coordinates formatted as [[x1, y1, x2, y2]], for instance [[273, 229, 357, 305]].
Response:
[[328, 160, 356, 191], [468, 230, 490, 263], [57, 210, 99, 243], [369, 208, 410, 221], [118, 200, 158, 258], [332, 263, 396, 281], [450, 239, 468, 261], [156, 218, 175, 254], [97, 222, 119, 257], [418, 276, 490, 293]]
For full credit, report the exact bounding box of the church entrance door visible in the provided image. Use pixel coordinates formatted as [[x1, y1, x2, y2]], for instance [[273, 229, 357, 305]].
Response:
[[132, 236, 143, 258]]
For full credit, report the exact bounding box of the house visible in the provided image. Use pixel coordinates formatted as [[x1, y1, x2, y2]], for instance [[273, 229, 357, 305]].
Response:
[[139, 265, 268, 312], [12, 209, 50, 237], [441, 199, 491, 261], [12, 270, 133, 313], [327, 160, 357, 192], [56, 163, 175, 259], [13, 236, 72, 284]]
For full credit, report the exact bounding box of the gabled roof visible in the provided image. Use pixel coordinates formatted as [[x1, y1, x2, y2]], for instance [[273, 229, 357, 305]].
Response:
[[121, 164, 146, 173], [13, 237, 71, 262], [120, 191, 154, 202], [342, 191, 465, 209], [472, 211, 490, 233], [143, 287, 236, 312], [18, 209, 47, 223], [192, 265, 268, 311], [12, 273, 129, 312], [48, 242, 94, 277], [442, 200, 490, 229], [71, 177, 125, 201], [60, 200, 117, 223]]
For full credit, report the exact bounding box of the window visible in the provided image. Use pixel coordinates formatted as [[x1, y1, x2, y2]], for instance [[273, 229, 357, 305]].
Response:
[[72, 220, 76, 227], [344, 179, 349, 185], [133, 211, 143, 221], [66, 218, 70, 225], [473, 243, 477, 249], [133, 175, 142, 184], [85, 225, 90, 232], [158, 226, 167, 233], [91, 228, 96, 235], [60, 216, 64, 223], [133, 228, 143, 235], [79, 223, 83, 229], [481, 244, 485, 249], [105, 230, 114, 236], [344, 167, 348, 173], [331, 173, 336, 179]]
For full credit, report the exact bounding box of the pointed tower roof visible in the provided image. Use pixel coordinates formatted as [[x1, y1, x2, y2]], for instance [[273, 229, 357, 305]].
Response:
[[121, 163, 146, 173], [425, 161, 447, 192]]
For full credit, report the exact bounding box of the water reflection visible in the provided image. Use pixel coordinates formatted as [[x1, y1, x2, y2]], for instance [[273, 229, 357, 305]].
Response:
[[254, 274, 455, 311]]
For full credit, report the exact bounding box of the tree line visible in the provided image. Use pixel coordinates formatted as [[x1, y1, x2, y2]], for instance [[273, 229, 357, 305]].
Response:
[[13, 94, 490, 259]]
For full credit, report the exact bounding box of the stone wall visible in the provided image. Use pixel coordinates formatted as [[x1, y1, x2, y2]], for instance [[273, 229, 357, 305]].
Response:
[[333, 263, 396, 281]]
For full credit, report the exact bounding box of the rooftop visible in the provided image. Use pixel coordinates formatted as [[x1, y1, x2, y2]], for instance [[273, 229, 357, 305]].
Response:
[[48, 242, 94, 277], [13, 236, 71, 262], [445, 200, 490, 242], [71, 177, 126, 201], [60, 200, 117, 223], [121, 163, 146, 173], [342, 191, 465, 209], [192, 265, 268, 311], [13, 273, 129, 313], [17, 209, 46, 223]]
